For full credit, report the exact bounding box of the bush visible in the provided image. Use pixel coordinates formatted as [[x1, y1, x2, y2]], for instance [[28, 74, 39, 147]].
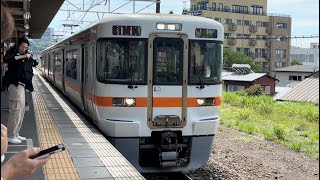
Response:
[[295, 120, 308, 131], [290, 142, 303, 152], [258, 103, 273, 115], [273, 125, 286, 140], [261, 128, 274, 141], [243, 125, 255, 134], [245, 84, 263, 96], [238, 109, 251, 120]]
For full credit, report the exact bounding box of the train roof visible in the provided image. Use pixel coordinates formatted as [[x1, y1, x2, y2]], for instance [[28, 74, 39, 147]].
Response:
[[42, 13, 223, 53]]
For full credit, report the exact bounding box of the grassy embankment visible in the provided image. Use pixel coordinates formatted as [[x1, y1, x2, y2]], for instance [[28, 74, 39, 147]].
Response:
[[219, 91, 319, 159]]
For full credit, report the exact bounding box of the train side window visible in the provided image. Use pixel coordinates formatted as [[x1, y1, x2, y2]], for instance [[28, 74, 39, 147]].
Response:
[[66, 49, 78, 80], [54, 53, 62, 72]]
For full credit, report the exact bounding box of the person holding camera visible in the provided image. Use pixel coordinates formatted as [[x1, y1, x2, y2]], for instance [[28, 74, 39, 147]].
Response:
[[1, 123, 50, 180], [3, 37, 36, 144]]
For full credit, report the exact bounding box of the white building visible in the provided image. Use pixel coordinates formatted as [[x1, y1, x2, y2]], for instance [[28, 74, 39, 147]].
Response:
[[274, 65, 319, 87], [290, 43, 319, 66]]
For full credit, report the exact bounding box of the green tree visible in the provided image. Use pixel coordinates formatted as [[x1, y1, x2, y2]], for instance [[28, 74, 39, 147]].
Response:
[[291, 59, 303, 65], [223, 48, 263, 72]]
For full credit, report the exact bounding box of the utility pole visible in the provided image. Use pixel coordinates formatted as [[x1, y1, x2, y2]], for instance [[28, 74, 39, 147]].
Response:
[[156, 0, 160, 13]]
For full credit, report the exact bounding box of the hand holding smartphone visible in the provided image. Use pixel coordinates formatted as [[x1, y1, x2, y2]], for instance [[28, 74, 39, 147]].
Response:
[[29, 144, 66, 159]]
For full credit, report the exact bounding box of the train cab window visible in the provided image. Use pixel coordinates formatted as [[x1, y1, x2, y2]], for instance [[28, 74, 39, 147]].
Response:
[[66, 50, 78, 79], [97, 39, 147, 84], [189, 41, 222, 85], [153, 38, 183, 85]]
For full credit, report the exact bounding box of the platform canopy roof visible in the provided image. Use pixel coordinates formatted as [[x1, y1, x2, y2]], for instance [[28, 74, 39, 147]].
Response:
[[3, 0, 64, 40]]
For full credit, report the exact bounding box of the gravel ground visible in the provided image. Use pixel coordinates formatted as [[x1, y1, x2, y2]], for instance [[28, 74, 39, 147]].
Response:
[[187, 125, 319, 180]]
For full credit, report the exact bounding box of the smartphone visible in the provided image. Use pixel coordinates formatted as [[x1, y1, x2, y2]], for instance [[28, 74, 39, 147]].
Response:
[[29, 144, 66, 159]]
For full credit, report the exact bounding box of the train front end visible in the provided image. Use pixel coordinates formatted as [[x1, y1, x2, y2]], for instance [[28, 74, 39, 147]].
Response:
[[93, 14, 224, 173]]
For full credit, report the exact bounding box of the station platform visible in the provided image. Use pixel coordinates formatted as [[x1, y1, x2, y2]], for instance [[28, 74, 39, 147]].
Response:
[[1, 70, 145, 180]]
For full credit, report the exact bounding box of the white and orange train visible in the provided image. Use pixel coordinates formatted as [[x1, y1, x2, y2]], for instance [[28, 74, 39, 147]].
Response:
[[40, 13, 223, 173]]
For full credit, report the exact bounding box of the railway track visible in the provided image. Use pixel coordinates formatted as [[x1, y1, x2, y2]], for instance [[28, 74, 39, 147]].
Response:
[[142, 172, 192, 180]]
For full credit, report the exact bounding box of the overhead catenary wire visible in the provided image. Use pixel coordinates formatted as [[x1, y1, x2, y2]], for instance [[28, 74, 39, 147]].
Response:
[[225, 35, 319, 40]]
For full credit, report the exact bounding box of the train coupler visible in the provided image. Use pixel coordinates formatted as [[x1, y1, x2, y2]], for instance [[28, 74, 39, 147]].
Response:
[[160, 151, 179, 167]]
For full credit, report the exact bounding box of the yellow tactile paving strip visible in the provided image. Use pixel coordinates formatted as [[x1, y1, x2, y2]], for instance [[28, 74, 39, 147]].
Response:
[[33, 73, 145, 180], [38, 74, 145, 180], [32, 77, 80, 180]]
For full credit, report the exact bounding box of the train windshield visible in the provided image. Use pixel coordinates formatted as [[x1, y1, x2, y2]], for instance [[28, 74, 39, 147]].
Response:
[[189, 40, 222, 85], [97, 39, 147, 84]]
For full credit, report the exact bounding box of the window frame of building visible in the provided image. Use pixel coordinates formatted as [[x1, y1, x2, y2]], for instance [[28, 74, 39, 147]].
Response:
[[192, 5, 196, 11], [232, 5, 248, 13], [251, 5, 263, 15], [244, 20, 251, 26], [255, 48, 260, 58], [256, 21, 262, 27], [219, 3, 223, 11], [224, 33, 231, 38], [224, 18, 232, 25], [275, 49, 286, 58], [224, 6, 230, 12], [261, 85, 271, 94], [276, 23, 288, 28], [262, 22, 269, 27], [243, 34, 251, 38], [227, 85, 245, 92], [212, 2, 216, 11], [243, 48, 250, 56], [214, 17, 221, 22], [289, 75, 302, 81], [236, 47, 242, 52]]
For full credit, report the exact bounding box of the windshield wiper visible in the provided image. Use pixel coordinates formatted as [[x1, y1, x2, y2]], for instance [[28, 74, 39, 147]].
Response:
[[195, 63, 205, 89], [128, 58, 138, 90]]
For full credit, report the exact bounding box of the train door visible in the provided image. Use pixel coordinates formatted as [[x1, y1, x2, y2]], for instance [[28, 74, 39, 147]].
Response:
[[52, 52, 56, 85], [47, 54, 51, 77], [81, 44, 87, 112], [147, 33, 188, 128], [62, 49, 66, 94], [82, 43, 94, 117]]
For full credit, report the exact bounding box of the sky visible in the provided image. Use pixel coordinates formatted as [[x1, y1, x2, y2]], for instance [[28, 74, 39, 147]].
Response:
[[47, 0, 319, 48]]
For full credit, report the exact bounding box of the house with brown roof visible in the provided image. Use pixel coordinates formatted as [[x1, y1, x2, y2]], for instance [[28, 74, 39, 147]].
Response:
[[222, 64, 278, 95]]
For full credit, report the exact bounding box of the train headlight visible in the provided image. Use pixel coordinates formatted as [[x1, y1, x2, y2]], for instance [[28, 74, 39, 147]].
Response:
[[157, 23, 165, 30], [167, 24, 176, 30], [197, 99, 205, 106], [124, 98, 136, 106], [112, 98, 136, 107], [197, 98, 215, 106]]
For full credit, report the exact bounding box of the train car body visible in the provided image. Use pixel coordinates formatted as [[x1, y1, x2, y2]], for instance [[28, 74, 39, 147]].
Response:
[[41, 13, 224, 173]]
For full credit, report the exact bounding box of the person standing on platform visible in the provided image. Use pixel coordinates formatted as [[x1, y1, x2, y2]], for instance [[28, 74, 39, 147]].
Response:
[[3, 36, 35, 144], [1, 4, 50, 180]]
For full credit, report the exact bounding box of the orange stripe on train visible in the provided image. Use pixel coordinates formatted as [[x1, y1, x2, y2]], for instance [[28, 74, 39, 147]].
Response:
[[94, 96, 221, 107]]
